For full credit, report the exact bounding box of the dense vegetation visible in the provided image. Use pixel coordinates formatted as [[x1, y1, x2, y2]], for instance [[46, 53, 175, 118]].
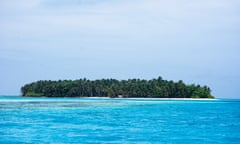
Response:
[[21, 77, 214, 98]]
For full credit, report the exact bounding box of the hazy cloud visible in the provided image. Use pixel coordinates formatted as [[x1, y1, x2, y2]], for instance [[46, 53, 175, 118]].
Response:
[[0, 0, 240, 97]]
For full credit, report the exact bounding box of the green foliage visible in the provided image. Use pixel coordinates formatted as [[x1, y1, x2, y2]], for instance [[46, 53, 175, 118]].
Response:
[[25, 92, 44, 97], [21, 77, 214, 98], [191, 86, 214, 99]]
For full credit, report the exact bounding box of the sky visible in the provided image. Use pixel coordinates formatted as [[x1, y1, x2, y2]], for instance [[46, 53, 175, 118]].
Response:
[[0, 0, 239, 98]]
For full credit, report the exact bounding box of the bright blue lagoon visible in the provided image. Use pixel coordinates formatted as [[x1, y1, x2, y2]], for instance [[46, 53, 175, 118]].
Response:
[[0, 96, 240, 143]]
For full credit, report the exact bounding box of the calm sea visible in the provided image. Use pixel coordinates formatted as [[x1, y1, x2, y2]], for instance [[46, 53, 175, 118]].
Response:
[[0, 96, 239, 144]]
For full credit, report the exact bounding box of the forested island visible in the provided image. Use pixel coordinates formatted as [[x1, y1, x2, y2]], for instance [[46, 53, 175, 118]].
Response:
[[21, 77, 214, 99]]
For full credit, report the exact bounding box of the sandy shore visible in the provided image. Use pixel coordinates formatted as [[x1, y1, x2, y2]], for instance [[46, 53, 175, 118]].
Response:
[[124, 98, 216, 101], [0, 96, 216, 102], [82, 97, 216, 101]]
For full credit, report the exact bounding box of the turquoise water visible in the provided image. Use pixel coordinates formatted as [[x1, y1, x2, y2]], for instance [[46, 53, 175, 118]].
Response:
[[0, 96, 240, 143]]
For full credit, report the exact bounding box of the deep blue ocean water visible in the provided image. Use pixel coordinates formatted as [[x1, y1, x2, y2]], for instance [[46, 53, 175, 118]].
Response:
[[0, 96, 239, 144]]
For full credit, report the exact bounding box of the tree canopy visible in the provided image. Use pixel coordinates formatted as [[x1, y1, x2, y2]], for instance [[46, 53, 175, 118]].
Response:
[[21, 77, 214, 98]]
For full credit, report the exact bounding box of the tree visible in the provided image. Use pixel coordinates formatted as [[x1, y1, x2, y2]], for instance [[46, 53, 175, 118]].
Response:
[[21, 77, 214, 99]]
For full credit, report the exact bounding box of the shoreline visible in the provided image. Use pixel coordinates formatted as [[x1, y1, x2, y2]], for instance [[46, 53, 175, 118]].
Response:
[[81, 97, 216, 101], [1, 96, 216, 101]]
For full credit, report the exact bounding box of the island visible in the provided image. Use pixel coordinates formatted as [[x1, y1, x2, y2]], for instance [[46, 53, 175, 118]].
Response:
[[21, 77, 214, 99]]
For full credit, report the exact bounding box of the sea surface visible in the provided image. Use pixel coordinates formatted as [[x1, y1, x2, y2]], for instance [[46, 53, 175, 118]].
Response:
[[0, 96, 240, 144]]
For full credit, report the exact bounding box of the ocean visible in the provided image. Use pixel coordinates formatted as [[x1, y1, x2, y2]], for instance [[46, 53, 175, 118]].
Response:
[[0, 96, 239, 143]]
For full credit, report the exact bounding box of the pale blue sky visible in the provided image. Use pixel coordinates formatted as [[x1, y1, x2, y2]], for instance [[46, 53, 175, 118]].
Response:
[[0, 0, 239, 98]]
